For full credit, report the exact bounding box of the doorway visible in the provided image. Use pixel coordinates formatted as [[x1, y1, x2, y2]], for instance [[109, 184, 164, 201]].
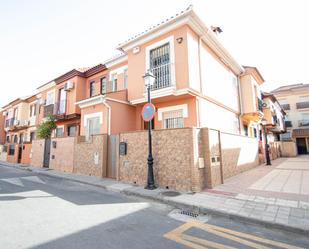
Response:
[[43, 138, 51, 168], [296, 138, 308, 155], [18, 146, 22, 164]]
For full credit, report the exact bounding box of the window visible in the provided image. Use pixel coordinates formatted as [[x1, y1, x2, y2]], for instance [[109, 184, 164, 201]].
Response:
[[90, 81, 95, 97], [124, 69, 128, 89], [6, 136, 10, 143], [86, 117, 100, 139], [8, 144, 15, 156], [163, 109, 184, 129], [253, 128, 257, 138], [150, 43, 170, 90], [13, 135, 18, 143], [58, 88, 67, 114], [280, 132, 292, 141], [56, 127, 64, 137], [19, 133, 24, 144], [29, 104, 36, 117], [100, 77, 107, 94], [111, 74, 117, 92], [68, 126, 76, 137], [46, 91, 54, 105], [244, 125, 248, 136], [30, 132, 35, 142]]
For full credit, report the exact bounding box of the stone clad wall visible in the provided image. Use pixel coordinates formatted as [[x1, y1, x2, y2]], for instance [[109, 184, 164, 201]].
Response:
[[31, 139, 45, 168], [119, 128, 196, 192], [74, 135, 108, 177], [278, 141, 297, 157], [0, 145, 7, 162]]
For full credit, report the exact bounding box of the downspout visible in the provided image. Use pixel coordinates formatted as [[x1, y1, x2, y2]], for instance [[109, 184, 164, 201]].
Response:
[[197, 36, 203, 128], [237, 75, 243, 134], [103, 101, 111, 135]]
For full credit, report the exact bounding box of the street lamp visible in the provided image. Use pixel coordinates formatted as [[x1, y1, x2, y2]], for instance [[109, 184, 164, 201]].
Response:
[[143, 71, 156, 190], [261, 119, 271, 165]]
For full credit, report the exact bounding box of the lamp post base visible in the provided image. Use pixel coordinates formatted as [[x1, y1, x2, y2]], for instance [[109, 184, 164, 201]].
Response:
[[145, 184, 157, 190]]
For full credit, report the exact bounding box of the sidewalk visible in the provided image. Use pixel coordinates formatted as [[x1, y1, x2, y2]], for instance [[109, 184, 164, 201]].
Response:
[[1, 160, 309, 234]]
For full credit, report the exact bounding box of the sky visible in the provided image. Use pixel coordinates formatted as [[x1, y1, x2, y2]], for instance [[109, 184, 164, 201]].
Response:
[[0, 0, 308, 107]]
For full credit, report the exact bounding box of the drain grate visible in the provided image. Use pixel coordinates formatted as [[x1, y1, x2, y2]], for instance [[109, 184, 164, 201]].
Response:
[[168, 209, 209, 223], [180, 210, 199, 218]]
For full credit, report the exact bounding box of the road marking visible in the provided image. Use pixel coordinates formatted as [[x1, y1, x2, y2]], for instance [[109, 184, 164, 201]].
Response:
[[0, 178, 24, 187], [164, 221, 304, 249]]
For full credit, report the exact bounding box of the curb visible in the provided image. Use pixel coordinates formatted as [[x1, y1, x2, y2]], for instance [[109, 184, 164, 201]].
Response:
[[1, 162, 308, 235]]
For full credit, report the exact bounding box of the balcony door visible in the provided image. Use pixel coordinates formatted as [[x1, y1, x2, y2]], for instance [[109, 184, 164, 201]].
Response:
[[150, 43, 171, 90], [58, 88, 67, 114]]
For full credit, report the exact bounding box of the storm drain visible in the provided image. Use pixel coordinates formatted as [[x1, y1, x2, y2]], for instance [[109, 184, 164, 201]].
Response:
[[161, 191, 181, 197], [168, 209, 209, 223]]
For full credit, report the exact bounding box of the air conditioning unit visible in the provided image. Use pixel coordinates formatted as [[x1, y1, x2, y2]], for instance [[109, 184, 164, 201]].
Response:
[[64, 81, 74, 91], [14, 120, 20, 126]]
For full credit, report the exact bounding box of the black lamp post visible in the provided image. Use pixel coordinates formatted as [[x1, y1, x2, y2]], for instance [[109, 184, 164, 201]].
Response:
[[143, 71, 156, 190], [261, 119, 271, 166]]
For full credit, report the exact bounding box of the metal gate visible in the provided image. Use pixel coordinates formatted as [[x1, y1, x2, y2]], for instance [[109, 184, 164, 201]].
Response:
[[43, 138, 51, 168], [107, 135, 119, 179]]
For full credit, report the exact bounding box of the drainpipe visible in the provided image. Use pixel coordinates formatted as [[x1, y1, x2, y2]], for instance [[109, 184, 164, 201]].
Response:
[[237, 75, 243, 134], [197, 36, 203, 127], [103, 101, 111, 135]]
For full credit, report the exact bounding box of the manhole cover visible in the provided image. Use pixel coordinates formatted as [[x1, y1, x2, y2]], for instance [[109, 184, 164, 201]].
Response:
[[168, 209, 209, 223], [161, 191, 181, 197]]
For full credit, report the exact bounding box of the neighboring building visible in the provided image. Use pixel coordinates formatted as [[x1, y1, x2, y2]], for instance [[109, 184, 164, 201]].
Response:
[[0, 110, 5, 145], [2, 95, 38, 163], [272, 83, 309, 154], [262, 92, 286, 142]]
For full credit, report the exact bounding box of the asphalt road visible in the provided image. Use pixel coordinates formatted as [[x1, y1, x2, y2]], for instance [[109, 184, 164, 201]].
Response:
[[0, 164, 309, 249]]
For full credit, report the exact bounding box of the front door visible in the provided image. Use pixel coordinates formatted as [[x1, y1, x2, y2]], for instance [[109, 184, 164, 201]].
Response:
[[18, 146, 22, 164], [43, 138, 51, 168], [296, 138, 308, 154]]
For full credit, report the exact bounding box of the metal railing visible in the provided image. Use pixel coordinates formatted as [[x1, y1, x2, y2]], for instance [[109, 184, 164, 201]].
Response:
[[296, 101, 309, 109], [281, 104, 290, 110], [44, 104, 54, 117], [299, 119, 309, 127], [150, 63, 171, 90], [285, 121, 292, 127]]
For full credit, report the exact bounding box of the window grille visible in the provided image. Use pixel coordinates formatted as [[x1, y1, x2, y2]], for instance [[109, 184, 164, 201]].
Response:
[[163, 109, 184, 129], [150, 43, 171, 90]]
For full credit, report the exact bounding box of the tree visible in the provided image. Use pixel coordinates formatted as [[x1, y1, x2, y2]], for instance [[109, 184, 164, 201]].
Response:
[[36, 114, 57, 139]]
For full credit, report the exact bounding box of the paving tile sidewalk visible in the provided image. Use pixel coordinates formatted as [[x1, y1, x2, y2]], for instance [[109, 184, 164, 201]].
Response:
[[1, 161, 309, 234]]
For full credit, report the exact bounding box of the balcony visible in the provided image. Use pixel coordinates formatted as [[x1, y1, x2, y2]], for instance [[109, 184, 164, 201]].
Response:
[[150, 63, 171, 91], [296, 101, 309, 109], [285, 121, 292, 128], [299, 119, 309, 127], [44, 104, 54, 117], [281, 104, 290, 110]]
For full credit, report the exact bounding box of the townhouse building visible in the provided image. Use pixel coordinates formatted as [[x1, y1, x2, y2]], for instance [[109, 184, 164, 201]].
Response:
[[2, 95, 38, 164], [272, 83, 309, 154], [0, 6, 279, 191], [262, 92, 285, 142]]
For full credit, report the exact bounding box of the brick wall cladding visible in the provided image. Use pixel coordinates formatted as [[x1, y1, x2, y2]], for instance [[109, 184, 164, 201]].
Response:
[[119, 128, 195, 192], [73, 135, 107, 177], [50, 137, 75, 173], [31, 139, 45, 168]]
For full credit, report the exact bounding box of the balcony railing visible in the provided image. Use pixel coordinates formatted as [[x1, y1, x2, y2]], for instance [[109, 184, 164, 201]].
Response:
[[44, 104, 54, 117], [296, 101, 309, 109], [285, 121, 292, 127], [281, 104, 290, 110], [150, 63, 171, 91], [299, 119, 309, 127]]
